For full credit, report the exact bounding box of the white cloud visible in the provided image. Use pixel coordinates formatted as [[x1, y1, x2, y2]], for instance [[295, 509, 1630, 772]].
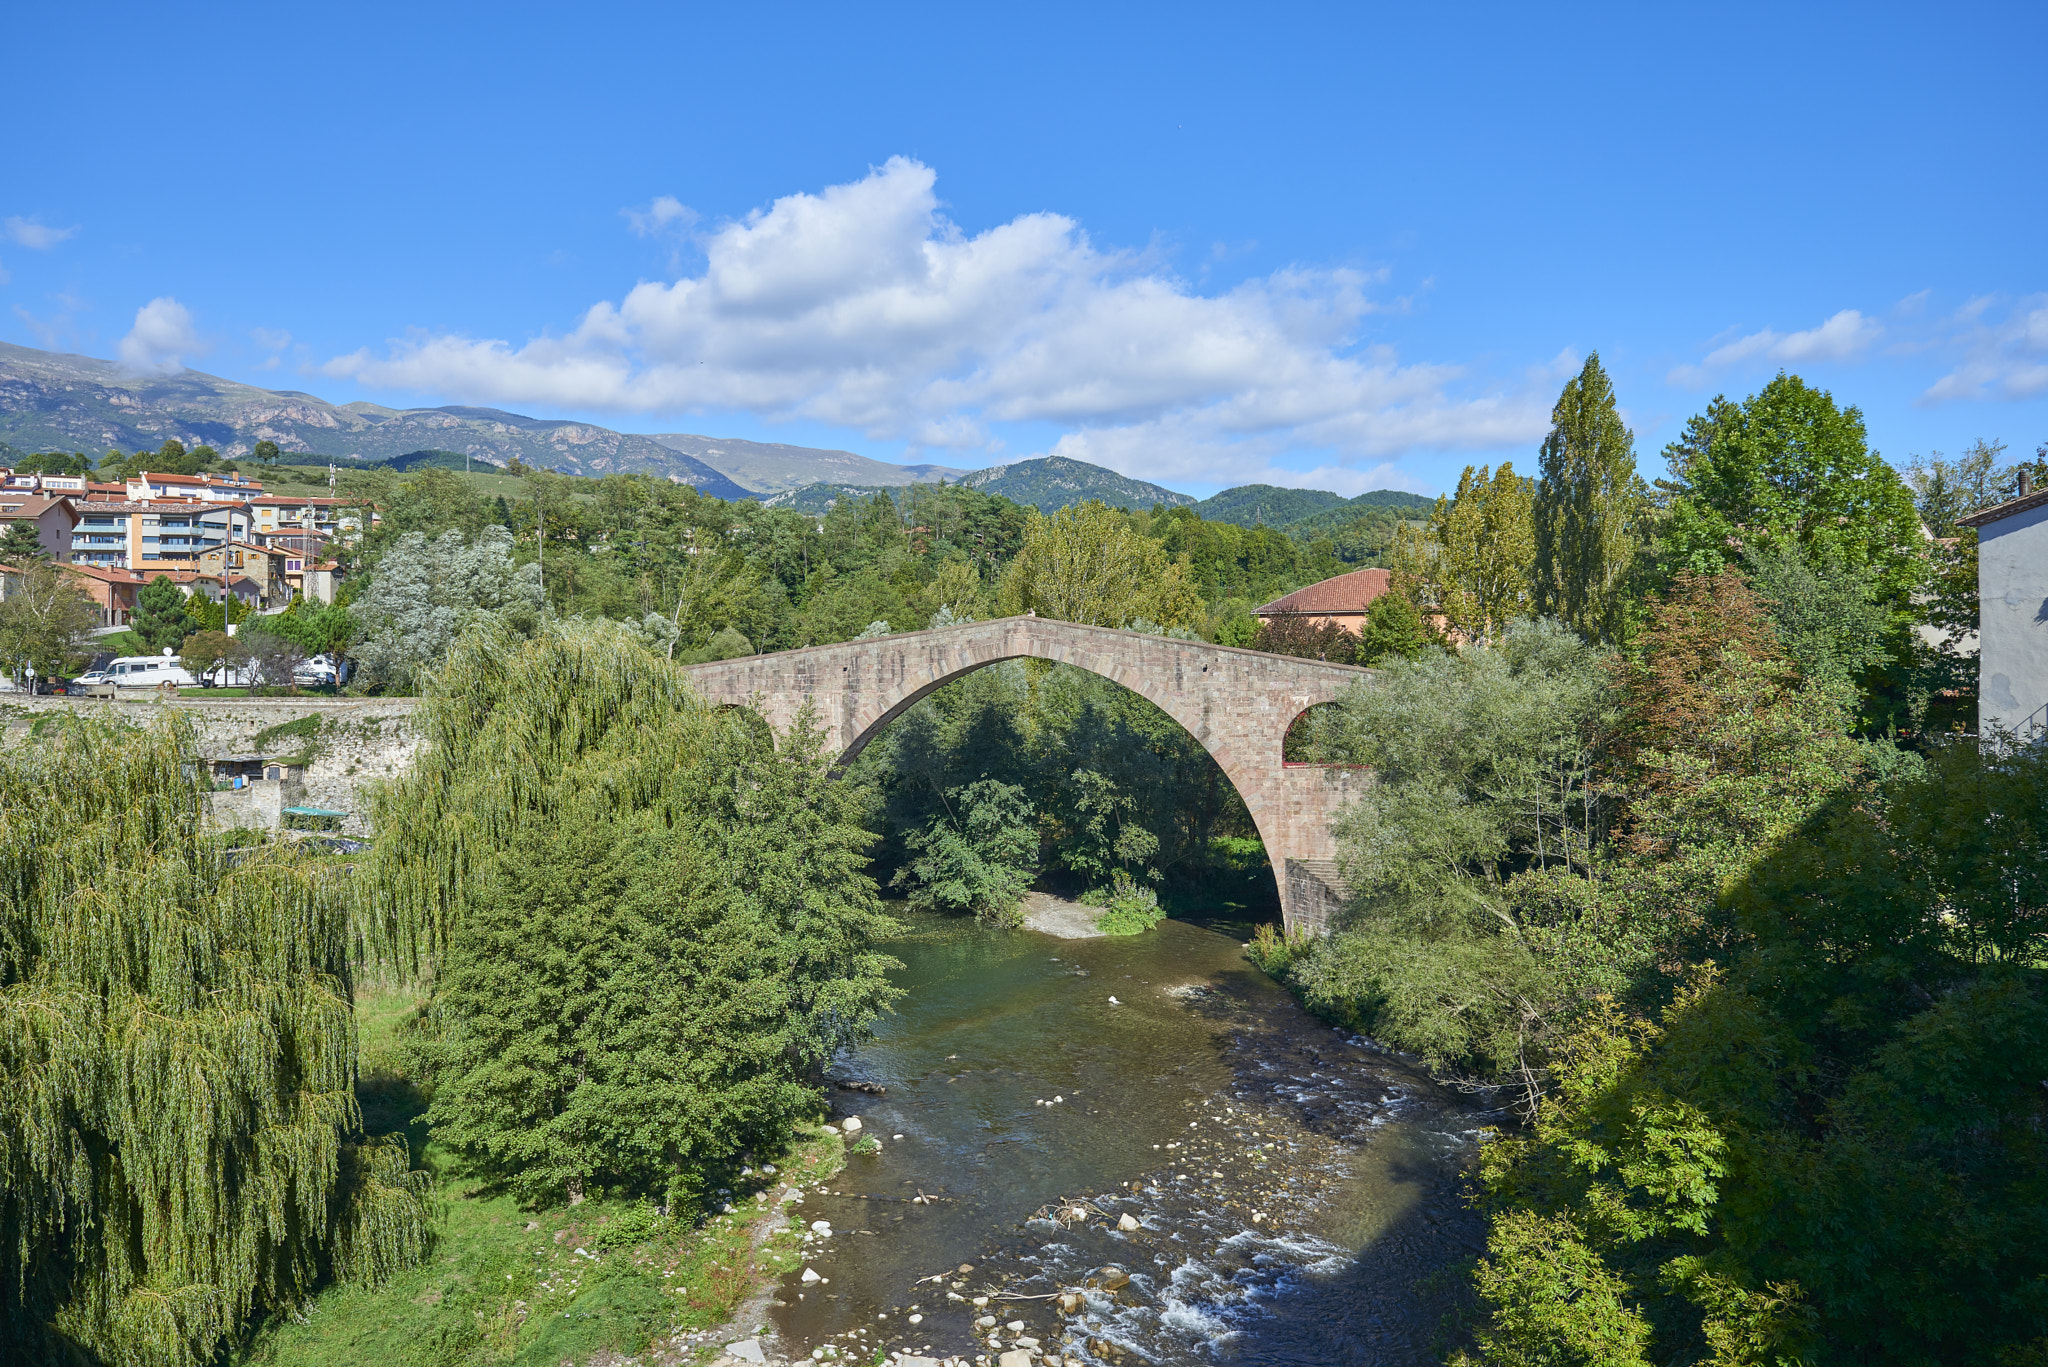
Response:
[[1667, 309, 1882, 387], [1921, 296, 2048, 404], [325, 158, 1553, 487], [624, 195, 697, 238], [4, 216, 79, 250], [117, 297, 203, 374]]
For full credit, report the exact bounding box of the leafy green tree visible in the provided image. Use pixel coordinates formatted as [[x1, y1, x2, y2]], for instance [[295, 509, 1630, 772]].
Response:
[[1902, 437, 2007, 536], [999, 501, 1201, 629], [1281, 620, 1616, 1081], [252, 438, 280, 468], [239, 625, 308, 692], [132, 573, 190, 652], [0, 719, 430, 1365], [0, 518, 49, 562], [892, 778, 1039, 925], [1462, 739, 2048, 1367], [1659, 374, 1924, 605], [370, 621, 900, 1207], [1390, 462, 1536, 643], [0, 561, 99, 681], [349, 527, 542, 691], [1063, 767, 1162, 888], [1741, 540, 1892, 701], [1353, 588, 1434, 664], [178, 627, 239, 683], [1532, 353, 1648, 644]]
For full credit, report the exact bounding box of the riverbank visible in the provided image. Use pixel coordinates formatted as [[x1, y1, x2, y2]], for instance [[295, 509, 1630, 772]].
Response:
[[236, 990, 850, 1367]]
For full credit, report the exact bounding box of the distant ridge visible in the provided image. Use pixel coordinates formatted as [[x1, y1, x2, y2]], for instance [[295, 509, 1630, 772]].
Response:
[[958, 456, 1195, 513], [1193, 482, 1432, 529], [646, 432, 970, 494], [0, 341, 743, 500]]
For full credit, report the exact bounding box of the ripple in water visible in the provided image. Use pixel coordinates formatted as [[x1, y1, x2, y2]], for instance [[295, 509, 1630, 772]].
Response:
[[768, 913, 1495, 1366]]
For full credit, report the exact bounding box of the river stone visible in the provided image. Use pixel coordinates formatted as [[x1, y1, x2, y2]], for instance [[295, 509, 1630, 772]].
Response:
[[811, 1220, 832, 1232], [899, 1358, 942, 1367], [999, 1352, 1035, 1367], [1091, 1268, 1131, 1292], [726, 1340, 767, 1365], [802, 1267, 822, 1282], [1117, 1213, 1140, 1231], [843, 1116, 863, 1132]]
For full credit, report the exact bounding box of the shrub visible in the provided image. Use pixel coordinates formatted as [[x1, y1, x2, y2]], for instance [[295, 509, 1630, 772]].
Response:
[[1094, 869, 1165, 936]]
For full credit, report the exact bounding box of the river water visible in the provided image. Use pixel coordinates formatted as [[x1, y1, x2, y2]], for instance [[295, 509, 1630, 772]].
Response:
[[766, 912, 1495, 1366]]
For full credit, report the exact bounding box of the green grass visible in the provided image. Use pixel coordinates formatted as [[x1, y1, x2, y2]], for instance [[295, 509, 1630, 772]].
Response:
[[251, 713, 323, 762], [235, 989, 846, 1367]]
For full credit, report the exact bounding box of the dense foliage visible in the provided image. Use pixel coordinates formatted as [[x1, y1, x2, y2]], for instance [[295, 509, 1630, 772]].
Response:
[[0, 719, 430, 1365], [366, 621, 900, 1207], [848, 656, 1260, 917], [1254, 553, 2048, 1361]]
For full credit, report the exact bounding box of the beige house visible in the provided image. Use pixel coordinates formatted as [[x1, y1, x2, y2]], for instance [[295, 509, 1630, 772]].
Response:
[[0, 494, 81, 562], [197, 542, 292, 609]]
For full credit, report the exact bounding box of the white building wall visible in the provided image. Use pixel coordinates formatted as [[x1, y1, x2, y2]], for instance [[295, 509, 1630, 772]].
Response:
[[1978, 500, 2048, 741]]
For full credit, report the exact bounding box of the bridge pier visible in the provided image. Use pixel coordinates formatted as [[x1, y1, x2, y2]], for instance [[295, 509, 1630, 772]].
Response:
[[682, 617, 1366, 934]]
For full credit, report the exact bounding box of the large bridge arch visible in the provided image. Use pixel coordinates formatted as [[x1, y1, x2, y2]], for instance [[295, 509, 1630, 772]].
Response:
[[681, 617, 1365, 933]]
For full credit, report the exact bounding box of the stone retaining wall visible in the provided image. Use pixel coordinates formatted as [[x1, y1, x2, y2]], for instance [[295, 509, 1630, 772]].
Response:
[[0, 696, 423, 837]]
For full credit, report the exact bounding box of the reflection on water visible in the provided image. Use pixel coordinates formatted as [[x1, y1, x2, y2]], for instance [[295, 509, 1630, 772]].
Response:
[[768, 913, 1490, 1366]]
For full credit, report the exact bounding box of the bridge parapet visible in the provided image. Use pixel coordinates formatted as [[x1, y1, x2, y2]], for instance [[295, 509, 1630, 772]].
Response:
[[682, 617, 1366, 933]]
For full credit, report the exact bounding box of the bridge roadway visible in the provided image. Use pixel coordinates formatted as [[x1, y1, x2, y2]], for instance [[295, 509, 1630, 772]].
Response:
[[681, 616, 1365, 933]]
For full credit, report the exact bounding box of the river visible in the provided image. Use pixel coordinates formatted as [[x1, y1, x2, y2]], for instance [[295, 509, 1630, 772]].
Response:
[[765, 911, 1495, 1366]]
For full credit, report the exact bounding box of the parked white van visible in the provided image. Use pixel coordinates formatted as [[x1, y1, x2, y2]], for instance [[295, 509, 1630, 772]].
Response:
[[108, 656, 198, 687]]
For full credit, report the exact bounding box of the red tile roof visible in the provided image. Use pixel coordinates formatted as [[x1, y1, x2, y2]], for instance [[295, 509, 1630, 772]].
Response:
[[1253, 567, 1393, 617]]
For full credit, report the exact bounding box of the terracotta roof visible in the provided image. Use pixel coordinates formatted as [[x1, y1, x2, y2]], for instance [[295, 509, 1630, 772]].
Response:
[[1957, 487, 2048, 529], [1253, 567, 1394, 617], [251, 495, 351, 506], [64, 564, 147, 585], [130, 471, 263, 489]]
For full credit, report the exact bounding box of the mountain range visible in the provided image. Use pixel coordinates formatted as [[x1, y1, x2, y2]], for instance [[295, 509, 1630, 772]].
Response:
[[0, 340, 1430, 523]]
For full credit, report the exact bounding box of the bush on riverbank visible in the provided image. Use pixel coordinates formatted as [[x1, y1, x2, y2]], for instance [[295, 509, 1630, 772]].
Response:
[[1094, 869, 1167, 935]]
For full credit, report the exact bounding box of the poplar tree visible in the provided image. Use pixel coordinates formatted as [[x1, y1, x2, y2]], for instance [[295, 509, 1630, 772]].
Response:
[[1533, 353, 1647, 643], [0, 718, 431, 1365], [1390, 463, 1535, 643]]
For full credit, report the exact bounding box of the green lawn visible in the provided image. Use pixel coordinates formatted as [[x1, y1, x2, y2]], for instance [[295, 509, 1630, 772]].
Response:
[[234, 989, 843, 1367]]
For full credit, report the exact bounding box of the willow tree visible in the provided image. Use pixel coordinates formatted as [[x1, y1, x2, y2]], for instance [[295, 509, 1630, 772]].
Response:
[[1533, 353, 1647, 643], [363, 619, 900, 1207], [0, 718, 430, 1366]]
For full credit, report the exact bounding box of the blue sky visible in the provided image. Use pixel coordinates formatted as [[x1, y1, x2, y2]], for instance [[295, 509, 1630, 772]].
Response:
[[7, 1, 2044, 497]]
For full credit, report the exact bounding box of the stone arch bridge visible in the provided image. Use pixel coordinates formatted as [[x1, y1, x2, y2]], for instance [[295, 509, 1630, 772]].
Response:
[[682, 617, 1367, 932]]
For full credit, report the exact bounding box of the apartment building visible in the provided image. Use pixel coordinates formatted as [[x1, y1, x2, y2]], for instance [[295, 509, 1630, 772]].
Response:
[[0, 469, 90, 494], [124, 470, 266, 504], [249, 494, 367, 551], [67, 499, 251, 569]]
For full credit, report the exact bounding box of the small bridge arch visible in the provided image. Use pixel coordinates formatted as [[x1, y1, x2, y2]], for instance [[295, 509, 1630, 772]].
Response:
[[682, 616, 1364, 932]]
